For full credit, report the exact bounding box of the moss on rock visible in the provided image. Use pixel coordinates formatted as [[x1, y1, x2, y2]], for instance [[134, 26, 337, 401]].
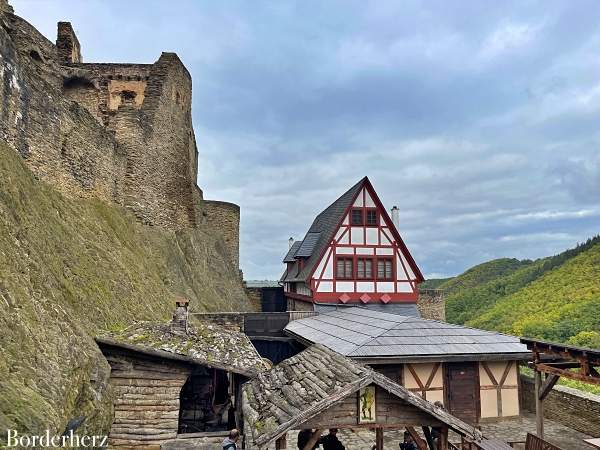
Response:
[[0, 142, 255, 445]]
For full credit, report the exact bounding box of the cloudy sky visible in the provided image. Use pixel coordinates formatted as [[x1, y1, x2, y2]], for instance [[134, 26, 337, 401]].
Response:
[[13, 0, 600, 280]]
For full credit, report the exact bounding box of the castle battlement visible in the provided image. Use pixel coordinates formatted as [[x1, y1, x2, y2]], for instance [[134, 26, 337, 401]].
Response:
[[0, 3, 239, 267]]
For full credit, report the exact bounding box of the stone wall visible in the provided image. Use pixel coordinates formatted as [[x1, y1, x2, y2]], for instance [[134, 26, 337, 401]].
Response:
[[0, 5, 242, 270], [204, 200, 240, 269], [520, 375, 600, 437], [0, 13, 126, 204], [417, 289, 445, 321]]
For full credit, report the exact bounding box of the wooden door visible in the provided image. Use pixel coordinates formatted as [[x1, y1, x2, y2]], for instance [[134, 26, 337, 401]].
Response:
[[445, 362, 479, 424]]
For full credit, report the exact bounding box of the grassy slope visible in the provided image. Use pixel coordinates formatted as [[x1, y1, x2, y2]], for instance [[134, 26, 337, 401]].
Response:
[[0, 143, 254, 442], [468, 242, 600, 342]]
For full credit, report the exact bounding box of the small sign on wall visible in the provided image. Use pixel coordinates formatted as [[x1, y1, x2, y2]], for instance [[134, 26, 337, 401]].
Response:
[[358, 386, 376, 424]]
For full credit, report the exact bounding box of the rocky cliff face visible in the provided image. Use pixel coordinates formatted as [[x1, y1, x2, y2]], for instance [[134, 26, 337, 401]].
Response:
[[0, 143, 254, 444]]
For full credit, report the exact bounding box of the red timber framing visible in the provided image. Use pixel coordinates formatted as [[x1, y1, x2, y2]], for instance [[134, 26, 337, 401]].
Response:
[[310, 179, 423, 304]]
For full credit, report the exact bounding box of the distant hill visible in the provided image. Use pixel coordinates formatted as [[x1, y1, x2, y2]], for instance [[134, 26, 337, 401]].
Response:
[[435, 236, 600, 349]]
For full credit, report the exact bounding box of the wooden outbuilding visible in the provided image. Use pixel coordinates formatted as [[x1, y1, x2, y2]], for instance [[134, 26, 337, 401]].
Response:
[[96, 302, 268, 449], [241, 344, 520, 450]]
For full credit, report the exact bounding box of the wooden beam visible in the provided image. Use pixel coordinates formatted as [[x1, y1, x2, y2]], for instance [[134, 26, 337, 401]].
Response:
[[538, 374, 559, 401], [534, 369, 544, 439], [422, 426, 435, 450], [406, 427, 428, 450], [302, 429, 322, 450], [438, 426, 448, 450], [376, 428, 384, 450], [535, 363, 600, 385]]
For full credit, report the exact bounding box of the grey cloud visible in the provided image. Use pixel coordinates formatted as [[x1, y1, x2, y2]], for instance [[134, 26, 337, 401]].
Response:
[[12, 0, 600, 279]]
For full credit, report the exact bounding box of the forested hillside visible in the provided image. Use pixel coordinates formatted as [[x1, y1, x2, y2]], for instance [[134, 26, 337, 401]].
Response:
[[437, 236, 600, 349]]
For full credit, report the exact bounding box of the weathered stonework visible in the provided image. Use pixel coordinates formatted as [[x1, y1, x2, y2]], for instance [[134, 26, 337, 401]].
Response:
[[417, 289, 446, 321], [203, 200, 240, 270], [0, 6, 239, 265], [520, 375, 600, 437]]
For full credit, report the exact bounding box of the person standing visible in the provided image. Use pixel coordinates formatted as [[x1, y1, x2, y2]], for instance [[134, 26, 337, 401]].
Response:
[[320, 429, 345, 450], [222, 429, 240, 450]]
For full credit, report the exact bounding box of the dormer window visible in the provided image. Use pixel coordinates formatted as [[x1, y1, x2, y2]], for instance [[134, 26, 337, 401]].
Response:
[[351, 209, 363, 225]]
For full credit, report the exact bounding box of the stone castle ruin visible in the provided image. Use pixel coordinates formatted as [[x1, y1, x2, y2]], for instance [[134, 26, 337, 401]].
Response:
[[0, 0, 239, 269]]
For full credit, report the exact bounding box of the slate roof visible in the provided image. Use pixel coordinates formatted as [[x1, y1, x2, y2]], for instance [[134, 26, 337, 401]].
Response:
[[285, 307, 530, 361], [97, 320, 268, 377], [282, 241, 302, 263], [241, 344, 482, 448], [281, 178, 365, 283]]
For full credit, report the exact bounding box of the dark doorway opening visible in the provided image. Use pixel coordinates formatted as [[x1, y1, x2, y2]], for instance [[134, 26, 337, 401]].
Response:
[[178, 367, 235, 434]]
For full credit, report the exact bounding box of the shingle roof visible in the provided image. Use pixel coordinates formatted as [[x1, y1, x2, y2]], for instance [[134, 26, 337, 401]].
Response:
[[285, 307, 529, 361], [295, 232, 321, 257], [281, 178, 365, 283], [97, 320, 268, 377], [241, 344, 482, 448], [282, 241, 302, 263]]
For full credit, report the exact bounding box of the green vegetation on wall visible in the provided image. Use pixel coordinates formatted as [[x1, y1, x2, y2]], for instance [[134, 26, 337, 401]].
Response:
[[0, 143, 253, 444]]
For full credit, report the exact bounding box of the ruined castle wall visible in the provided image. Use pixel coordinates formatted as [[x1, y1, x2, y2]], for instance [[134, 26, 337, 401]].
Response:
[[0, 13, 125, 203], [121, 53, 199, 228], [204, 200, 240, 269]]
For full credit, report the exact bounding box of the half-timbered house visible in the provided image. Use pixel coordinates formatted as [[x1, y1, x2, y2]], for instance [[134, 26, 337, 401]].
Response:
[[281, 177, 424, 312]]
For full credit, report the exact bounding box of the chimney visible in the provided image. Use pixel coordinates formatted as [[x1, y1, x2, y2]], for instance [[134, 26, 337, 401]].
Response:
[[288, 237, 294, 249], [391, 206, 400, 231], [171, 297, 189, 333], [56, 22, 82, 64]]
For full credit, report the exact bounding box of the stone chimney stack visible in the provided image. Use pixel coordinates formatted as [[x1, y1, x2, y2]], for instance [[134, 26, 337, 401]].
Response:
[[288, 237, 294, 249], [56, 22, 82, 64], [391, 206, 400, 231], [171, 298, 189, 333]]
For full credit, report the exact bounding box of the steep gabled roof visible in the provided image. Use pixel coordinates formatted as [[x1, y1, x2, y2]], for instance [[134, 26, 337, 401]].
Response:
[[285, 307, 530, 361], [281, 177, 365, 282], [281, 177, 424, 284], [242, 344, 482, 448]]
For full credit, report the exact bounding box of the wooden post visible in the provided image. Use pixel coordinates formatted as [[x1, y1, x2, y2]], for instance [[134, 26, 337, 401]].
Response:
[[534, 367, 544, 439], [376, 427, 384, 450], [438, 426, 448, 450], [406, 427, 428, 450], [302, 429, 322, 450]]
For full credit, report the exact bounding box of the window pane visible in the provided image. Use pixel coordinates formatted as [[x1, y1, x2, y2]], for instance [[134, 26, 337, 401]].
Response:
[[365, 259, 372, 278], [336, 260, 345, 278], [357, 260, 364, 278], [345, 259, 353, 277], [351, 209, 363, 225], [377, 260, 385, 279], [366, 210, 377, 225], [386, 260, 392, 278]]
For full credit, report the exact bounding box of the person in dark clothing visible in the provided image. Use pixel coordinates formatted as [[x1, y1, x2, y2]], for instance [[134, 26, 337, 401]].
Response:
[[222, 429, 240, 450], [320, 429, 345, 450], [298, 429, 319, 450], [399, 431, 417, 450]]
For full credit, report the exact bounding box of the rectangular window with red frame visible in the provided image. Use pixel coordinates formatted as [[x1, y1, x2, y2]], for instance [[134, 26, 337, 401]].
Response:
[[336, 257, 353, 279], [377, 258, 393, 280], [357, 258, 373, 279], [366, 209, 378, 226], [351, 208, 363, 225]]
